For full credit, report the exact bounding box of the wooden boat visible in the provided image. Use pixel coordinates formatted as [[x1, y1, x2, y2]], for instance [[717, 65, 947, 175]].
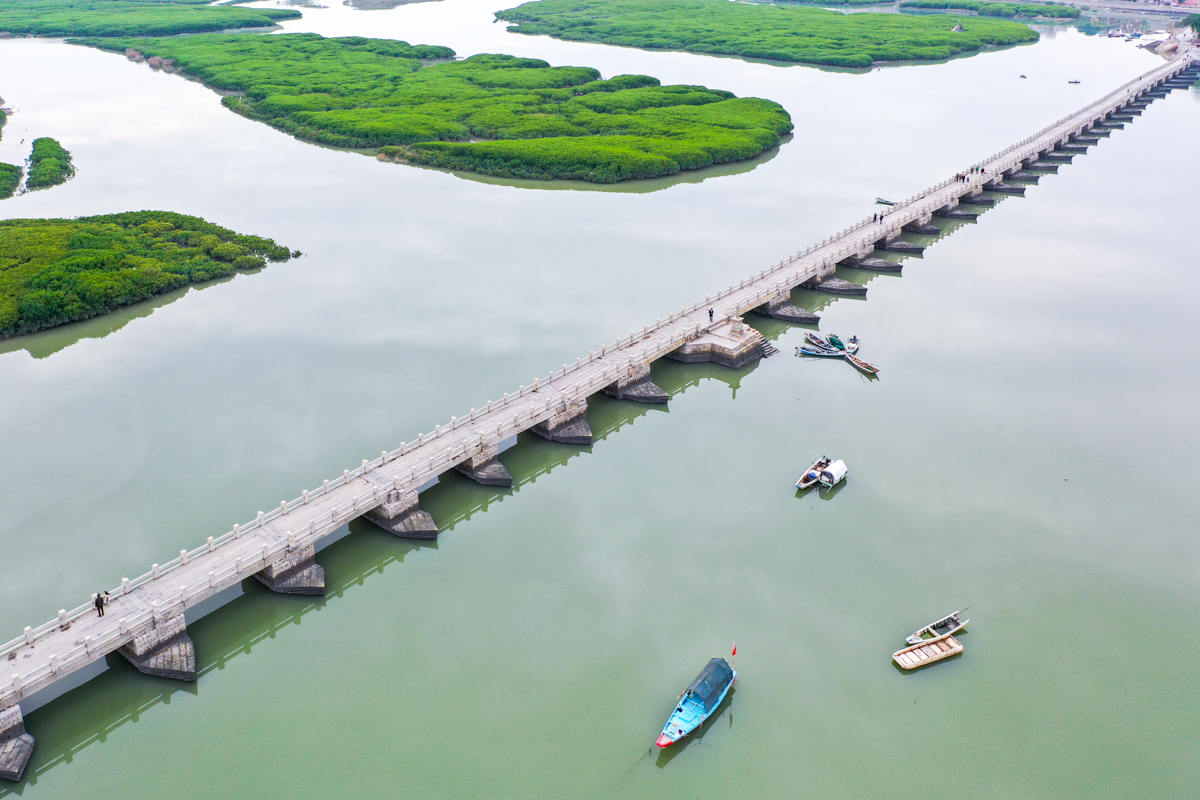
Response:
[[656, 658, 736, 748], [817, 459, 848, 488], [795, 456, 831, 489], [803, 331, 835, 350], [892, 632, 962, 670], [827, 334, 860, 354], [845, 353, 878, 374], [875, 197, 896, 205], [905, 611, 968, 645], [797, 345, 844, 358]]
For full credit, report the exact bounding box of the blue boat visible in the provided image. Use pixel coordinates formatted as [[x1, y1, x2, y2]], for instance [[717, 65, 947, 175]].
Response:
[[655, 658, 737, 748], [797, 345, 844, 358]]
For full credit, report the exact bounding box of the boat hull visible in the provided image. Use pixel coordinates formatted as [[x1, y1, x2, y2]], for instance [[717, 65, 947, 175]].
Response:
[[656, 668, 736, 747]]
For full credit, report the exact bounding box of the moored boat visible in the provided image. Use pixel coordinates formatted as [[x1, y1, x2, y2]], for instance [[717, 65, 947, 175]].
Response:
[[845, 353, 878, 374], [796, 456, 831, 489], [905, 610, 968, 645], [797, 345, 844, 358], [656, 658, 737, 748], [803, 331, 836, 350], [893, 610, 969, 669], [827, 334, 860, 354], [817, 459, 848, 488], [892, 632, 962, 670]]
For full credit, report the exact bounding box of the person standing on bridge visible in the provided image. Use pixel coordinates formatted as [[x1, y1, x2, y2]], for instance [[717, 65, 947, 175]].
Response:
[[94, 592, 106, 617], [708, 308, 714, 322]]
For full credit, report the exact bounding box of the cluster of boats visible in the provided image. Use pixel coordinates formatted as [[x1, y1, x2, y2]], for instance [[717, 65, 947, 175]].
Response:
[[794, 455, 848, 491], [656, 611, 968, 748], [892, 611, 968, 670], [796, 332, 879, 375]]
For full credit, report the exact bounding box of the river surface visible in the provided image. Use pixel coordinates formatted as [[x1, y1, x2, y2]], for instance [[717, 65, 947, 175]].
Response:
[[0, 2, 1198, 797]]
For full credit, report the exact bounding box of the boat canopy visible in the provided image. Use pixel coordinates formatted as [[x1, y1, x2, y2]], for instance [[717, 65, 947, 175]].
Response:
[[684, 658, 735, 714], [820, 460, 848, 485]]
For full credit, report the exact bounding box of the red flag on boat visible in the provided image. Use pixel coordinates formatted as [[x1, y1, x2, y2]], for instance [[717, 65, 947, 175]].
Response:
[[732, 643, 737, 657]]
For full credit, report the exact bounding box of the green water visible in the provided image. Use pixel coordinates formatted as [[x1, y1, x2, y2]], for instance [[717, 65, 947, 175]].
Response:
[[0, 3, 1197, 797]]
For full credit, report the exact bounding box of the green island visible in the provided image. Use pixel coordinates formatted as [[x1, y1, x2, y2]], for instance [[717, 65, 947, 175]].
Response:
[[900, 1, 1079, 20], [0, 163, 19, 199], [0, 111, 19, 199], [73, 33, 793, 183], [0, 211, 295, 338], [26, 137, 75, 190], [495, 0, 1040, 69], [0, 0, 301, 38]]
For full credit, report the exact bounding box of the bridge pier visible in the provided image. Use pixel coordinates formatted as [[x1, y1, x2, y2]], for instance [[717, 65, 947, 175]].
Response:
[[0, 706, 34, 782], [118, 614, 196, 682], [454, 444, 513, 487], [750, 290, 820, 325], [902, 212, 940, 234], [603, 363, 669, 404], [531, 398, 593, 445], [364, 489, 438, 538], [254, 543, 324, 596], [957, 192, 994, 207], [932, 197, 980, 220], [842, 255, 902, 273], [667, 317, 774, 369], [985, 180, 1025, 194], [876, 229, 925, 254]]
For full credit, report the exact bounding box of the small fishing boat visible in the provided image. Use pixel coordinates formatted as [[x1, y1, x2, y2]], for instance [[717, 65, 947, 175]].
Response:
[[656, 658, 737, 748], [796, 456, 831, 489], [875, 197, 896, 205], [1068, 80, 1081, 84], [827, 334, 860, 354], [797, 345, 844, 358], [892, 631, 963, 670], [817, 459, 848, 488], [804, 331, 835, 350], [905, 610, 969, 645], [845, 353, 879, 374]]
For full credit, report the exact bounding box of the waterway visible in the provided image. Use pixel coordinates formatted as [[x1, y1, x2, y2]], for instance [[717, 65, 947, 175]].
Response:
[[0, 3, 1197, 797]]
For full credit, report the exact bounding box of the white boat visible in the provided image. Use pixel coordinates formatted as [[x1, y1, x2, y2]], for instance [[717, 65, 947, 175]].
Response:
[[904, 610, 969, 645], [817, 460, 848, 488], [795, 456, 831, 489]]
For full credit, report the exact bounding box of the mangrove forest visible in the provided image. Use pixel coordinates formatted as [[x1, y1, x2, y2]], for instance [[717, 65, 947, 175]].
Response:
[[26, 137, 75, 190], [899, 1, 1079, 20], [0, 0, 301, 38], [74, 33, 793, 183], [0, 211, 295, 338], [494, 0, 1040, 69], [0, 111, 18, 200]]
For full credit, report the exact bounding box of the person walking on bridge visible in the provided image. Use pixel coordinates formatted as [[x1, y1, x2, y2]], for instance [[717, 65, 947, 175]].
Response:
[[708, 308, 714, 322]]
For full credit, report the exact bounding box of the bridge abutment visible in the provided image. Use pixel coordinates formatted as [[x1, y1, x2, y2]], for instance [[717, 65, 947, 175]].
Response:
[[531, 398, 593, 444], [0, 706, 34, 782], [364, 489, 438, 539], [454, 444, 514, 487], [254, 543, 324, 596], [118, 614, 196, 682]]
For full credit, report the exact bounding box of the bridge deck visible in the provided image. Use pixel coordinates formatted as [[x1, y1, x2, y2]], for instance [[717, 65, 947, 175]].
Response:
[[0, 53, 1193, 720]]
